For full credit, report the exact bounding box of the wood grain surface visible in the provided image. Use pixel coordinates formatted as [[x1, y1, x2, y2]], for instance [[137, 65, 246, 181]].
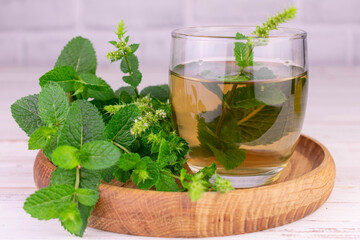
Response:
[[33, 135, 336, 238]]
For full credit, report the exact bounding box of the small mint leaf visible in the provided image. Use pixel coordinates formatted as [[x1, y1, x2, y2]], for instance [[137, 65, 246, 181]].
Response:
[[108, 41, 117, 46], [50, 168, 76, 186], [140, 85, 169, 102], [23, 184, 75, 220], [39, 66, 78, 92], [80, 140, 121, 170], [114, 168, 131, 183], [59, 100, 106, 149], [79, 168, 102, 191], [38, 82, 69, 126], [196, 162, 216, 181], [118, 153, 141, 171], [105, 104, 140, 148], [212, 174, 234, 193], [75, 188, 99, 206], [52, 145, 81, 169], [55, 36, 97, 74], [115, 86, 136, 97], [77, 203, 93, 237], [157, 139, 176, 169], [155, 170, 180, 192], [80, 73, 115, 101], [59, 203, 82, 235], [234, 41, 253, 69], [132, 156, 159, 190], [28, 126, 57, 150], [122, 71, 142, 88], [11, 94, 45, 136], [235, 32, 246, 39], [120, 55, 139, 73], [208, 144, 246, 170], [129, 43, 139, 54]]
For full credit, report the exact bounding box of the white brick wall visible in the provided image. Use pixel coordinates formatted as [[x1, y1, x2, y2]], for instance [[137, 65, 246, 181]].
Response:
[[0, 0, 358, 69]]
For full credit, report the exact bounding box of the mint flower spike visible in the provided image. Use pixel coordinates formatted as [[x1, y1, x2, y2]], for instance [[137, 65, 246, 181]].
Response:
[[252, 6, 297, 38], [116, 20, 127, 40]]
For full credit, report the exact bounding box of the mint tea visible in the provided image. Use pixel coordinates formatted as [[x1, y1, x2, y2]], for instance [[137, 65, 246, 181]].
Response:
[[170, 60, 308, 187]]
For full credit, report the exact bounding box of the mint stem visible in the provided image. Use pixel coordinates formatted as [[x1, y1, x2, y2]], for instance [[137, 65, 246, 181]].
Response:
[[112, 141, 131, 154], [160, 169, 181, 180], [124, 55, 140, 98], [73, 166, 80, 203]]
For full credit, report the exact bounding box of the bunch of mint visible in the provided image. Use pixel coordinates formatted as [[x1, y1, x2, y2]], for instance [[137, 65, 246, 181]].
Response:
[[11, 20, 233, 237]]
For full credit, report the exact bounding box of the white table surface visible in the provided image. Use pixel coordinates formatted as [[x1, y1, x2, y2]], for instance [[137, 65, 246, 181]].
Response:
[[0, 66, 359, 240]]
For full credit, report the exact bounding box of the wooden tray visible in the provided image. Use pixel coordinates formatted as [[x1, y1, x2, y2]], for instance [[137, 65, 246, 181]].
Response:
[[33, 135, 335, 238]]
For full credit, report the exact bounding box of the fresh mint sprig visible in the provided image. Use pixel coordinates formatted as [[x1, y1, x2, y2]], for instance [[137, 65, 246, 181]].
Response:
[[11, 20, 234, 237], [107, 20, 141, 98]]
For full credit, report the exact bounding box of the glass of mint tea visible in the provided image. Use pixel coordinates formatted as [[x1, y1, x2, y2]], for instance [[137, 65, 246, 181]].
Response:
[[169, 26, 308, 188]]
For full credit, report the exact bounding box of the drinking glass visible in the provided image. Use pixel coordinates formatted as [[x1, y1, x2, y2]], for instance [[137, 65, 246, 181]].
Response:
[[169, 26, 308, 188]]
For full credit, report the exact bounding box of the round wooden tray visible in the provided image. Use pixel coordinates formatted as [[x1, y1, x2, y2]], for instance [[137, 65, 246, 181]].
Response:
[[33, 135, 335, 238]]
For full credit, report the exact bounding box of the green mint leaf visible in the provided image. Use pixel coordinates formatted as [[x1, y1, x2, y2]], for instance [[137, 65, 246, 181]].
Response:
[[200, 82, 224, 101], [188, 173, 210, 202], [28, 126, 57, 150], [179, 168, 192, 189], [196, 162, 216, 181], [101, 165, 118, 183], [105, 104, 140, 148], [11, 94, 45, 136], [55, 36, 97, 74], [230, 85, 266, 109], [118, 90, 133, 104], [50, 168, 76, 186], [38, 82, 69, 126], [157, 139, 176, 169], [108, 41, 117, 46], [208, 144, 246, 170], [197, 116, 247, 170], [155, 170, 180, 192], [23, 184, 75, 220], [230, 104, 281, 143], [114, 168, 131, 183], [129, 43, 139, 54], [140, 84, 169, 102], [120, 55, 139, 73], [43, 136, 58, 161], [256, 84, 287, 106], [251, 66, 276, 79], [115, 86, 136, 97], [59, 203, 82, 235], [59, 100, 106, 149], [52, 145, 81, 169], [118, 153, 141, 171], [235, 32, 247, 39], [132, 156, 159, 190], [122, 70, 142, 88], [39, 66, 78, 92], [79, 168, 102, 191], [75, 188, 99, 206], [77, 203, 93, 237], [80, 73, 115, 101], [80, 140, 121, 170], [234, 41, 253, 69], [212, 174, 234, 193]]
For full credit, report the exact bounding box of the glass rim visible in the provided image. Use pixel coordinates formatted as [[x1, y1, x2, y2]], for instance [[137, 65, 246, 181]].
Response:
[[171, 25, 307, 40]]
